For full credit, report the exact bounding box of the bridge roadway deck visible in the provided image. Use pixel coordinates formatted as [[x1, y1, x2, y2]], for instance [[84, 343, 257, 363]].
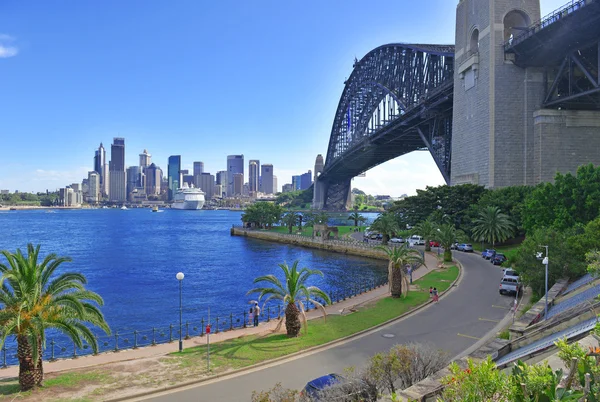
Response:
[[139, 252, 512, 402]]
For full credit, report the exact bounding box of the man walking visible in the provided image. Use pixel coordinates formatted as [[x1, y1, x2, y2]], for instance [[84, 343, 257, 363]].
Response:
[[253, 302, 260, 327]]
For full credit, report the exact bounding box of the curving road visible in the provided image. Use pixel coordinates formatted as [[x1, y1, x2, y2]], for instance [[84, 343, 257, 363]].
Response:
[[140, 251, 513, 402]]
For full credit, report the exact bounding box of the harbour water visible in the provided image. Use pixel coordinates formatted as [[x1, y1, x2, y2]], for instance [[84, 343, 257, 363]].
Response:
[[0, 209, 386, 336]]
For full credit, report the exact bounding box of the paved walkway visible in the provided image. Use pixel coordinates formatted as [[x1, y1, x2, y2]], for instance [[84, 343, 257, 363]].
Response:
[[0, 250, 441, 380]]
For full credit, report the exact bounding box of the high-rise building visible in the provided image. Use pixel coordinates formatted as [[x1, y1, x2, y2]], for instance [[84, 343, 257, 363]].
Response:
[[216, 171, 228, 196], [126, 166, 141, 199], [282, 183, 293, 193], [227, 155, 244, 196], [261, 164, 274, 194], [314, 154, 324, 182], [214, 184, 223, 198], [94, 143, 108, 198], [197, 172, 215, 200], [273, 176, 278, 194], [233, 173, 244, 196], [249, 159, 260, 193], [87, 171, 100, 204], [183, 174, 194, 186], [300, 171, 312, 190], [167, 155, 182, 201], [292, 175, 301, 191], [109, 138, 126, 202], [193, 162, 204, 176], [145, 163, 162, 196], [139, 149, 151, 170]]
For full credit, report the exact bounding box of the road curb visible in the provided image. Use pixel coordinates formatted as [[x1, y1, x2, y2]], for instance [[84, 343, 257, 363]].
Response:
[[109, 261, 463, 402]]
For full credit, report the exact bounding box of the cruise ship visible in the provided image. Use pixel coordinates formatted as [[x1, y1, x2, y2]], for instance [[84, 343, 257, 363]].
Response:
[[171, 183, 205, 210]]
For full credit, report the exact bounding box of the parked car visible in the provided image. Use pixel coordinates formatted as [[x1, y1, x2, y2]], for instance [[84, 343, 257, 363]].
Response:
[[482, 249, 496, 259], [450, 242, 459, 250], [300, 373, 377, 401], [499, 277, 522, 296], [502, 268, 519, 280], [389, 237, 404, 244], [456, 243, 466, 251], [429, 240, 440, 247], [410, 235, 425, 245], [370, 233, 378, 240], [492, 253, 507, 265], [463, 244, 473, 252], [376, 234, 383, 240]]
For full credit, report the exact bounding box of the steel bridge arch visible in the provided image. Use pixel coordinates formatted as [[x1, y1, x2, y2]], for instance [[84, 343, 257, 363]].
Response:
[[324, 43, 455, 168]]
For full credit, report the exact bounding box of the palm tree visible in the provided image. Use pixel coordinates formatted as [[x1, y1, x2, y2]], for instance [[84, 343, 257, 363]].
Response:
[[0, 244, 110, 391], [412, 219, 438, 252], [247, 261, 331, 337], [370, 213, 400, 245], [377, 244, 424, 298], [281, 211, 300, 234], [472, 206, 515, 247], [347, 211, 367, 227], [437, 224, 465, 262]]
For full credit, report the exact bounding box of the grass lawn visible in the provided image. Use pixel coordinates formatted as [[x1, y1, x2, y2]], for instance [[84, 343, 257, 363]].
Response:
[[174, 266, 459, 371], [266, 225, 366, 238]]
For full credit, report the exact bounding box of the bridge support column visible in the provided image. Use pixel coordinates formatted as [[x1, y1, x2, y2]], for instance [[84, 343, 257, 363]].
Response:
[[312, 178, 327, 210]]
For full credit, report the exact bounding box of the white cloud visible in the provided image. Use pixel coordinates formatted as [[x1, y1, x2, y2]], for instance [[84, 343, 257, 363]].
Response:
[[0, 34, 18, 58]]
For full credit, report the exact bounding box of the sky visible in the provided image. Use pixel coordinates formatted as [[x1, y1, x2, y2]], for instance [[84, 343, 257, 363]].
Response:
[[0, 0, 569, 196]]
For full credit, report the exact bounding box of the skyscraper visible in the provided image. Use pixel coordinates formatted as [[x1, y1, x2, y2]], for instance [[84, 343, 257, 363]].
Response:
[[197, 172, 215, 199], [314, 154, 324, 182], [261, 164, 274, 194], [145, 163, 162, 196], [87, 171, 100, 204], [167, 155, 181, 201], [249, 159, 260, 193], [126, 166, 141, 199], [193, 162, 204, 176], [273, 176, 278, 194], [227, 155, 244, 196], [216, 170, 228, 196], [300, 171, 312, 190], [94, 143, 108, 198], [233, 173, 244, 196], [292, 175, 301, 191], [109, 138, 126, 202], [139, 149, 151, 170]]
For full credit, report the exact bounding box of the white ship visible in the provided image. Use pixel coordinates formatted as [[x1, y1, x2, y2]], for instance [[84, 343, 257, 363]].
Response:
[[171, 183, 205, 210]]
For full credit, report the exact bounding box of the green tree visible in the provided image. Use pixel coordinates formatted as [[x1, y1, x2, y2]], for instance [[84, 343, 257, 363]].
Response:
[[437, 224, 465, 262], [471, 206, 515, 247], [412, 218, 438, 252], [0, 244, 110, 391], [370, 213, 400, 245], [472, 185, 532, 237], [376, 244, 423, 298], [241, 202, 283, 229], [281, 211, 300, 234], [247, 261, 331, 337], [348, 210, 367, 227]]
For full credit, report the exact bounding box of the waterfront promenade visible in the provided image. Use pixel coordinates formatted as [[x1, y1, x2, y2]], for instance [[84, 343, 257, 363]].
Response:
[[0, 252, 439, 381]]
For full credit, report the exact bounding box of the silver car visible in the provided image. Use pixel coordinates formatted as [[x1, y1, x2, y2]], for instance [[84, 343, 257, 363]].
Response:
[[462, 244, 473, 252]]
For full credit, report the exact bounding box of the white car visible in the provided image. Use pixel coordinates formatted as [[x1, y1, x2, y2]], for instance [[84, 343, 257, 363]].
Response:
[[389, 237, 404, 243]]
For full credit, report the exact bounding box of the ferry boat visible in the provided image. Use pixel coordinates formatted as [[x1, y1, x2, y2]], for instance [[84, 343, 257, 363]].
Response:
[[151, 206, 159, 212], [171, 183, 205, 210]]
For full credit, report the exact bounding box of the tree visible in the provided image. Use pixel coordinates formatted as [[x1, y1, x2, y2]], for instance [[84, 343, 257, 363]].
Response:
[[436, 224, 465, 262], [370, 213, 400, 245], [247, 261, 331, 337], [348, 210, 367, 227], [412, 219, 438, 252], [241, 202, 283, 229], [281, 211, 300, 234], [472, 185, 532, 237], [377, 244, 423, 298], [0, 244, 110, 391], [471, 206, 515, 247]]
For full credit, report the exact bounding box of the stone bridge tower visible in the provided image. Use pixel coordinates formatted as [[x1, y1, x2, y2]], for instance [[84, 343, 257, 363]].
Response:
[[451, 0, 541, 187]]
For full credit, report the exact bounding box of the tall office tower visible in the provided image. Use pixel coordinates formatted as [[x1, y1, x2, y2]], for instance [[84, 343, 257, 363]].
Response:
[[292, 175, 301, 191], [248, 159, 260, 193], [109, 138, 126, 202], [193, 162, 204, 176], [94, 143, 108, 198], [139, 149, 151, 170], [233, 173, 244, 196], [183, 174, 194, 186], [314, 154, 324, 182], [261, 164, 274, 194], [214, 184, 223, 198], [88, 171, 100, 204], [216, 171, 228, 196], [197, 172, 215, 200], [300, 171, 312, 190], [282, 183, 293, 193], [126, 166, 141, 199], [167, 155, 182, 201], [227, 155, 244, 196], [273, 176, 278, 194], [145, 163, 162, 196]]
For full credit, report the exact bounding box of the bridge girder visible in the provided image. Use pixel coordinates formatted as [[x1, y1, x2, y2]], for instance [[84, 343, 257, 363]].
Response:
[[316, 43, 455, 210]]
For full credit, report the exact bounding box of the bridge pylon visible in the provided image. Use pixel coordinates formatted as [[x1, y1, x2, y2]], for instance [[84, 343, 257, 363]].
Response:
[[312, 177, 352, 211]]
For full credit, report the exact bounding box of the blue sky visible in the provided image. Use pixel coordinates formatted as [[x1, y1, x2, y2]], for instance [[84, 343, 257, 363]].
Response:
[[0, 0, 568, 195]]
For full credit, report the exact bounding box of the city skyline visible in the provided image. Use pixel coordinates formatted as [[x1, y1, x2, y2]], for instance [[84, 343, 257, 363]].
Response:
[[0, 1, 567, 196]]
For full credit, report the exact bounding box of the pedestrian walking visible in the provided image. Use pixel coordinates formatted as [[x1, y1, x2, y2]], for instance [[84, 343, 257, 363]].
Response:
[[433, 287, 439, 302], [253, 302, 261, 327], [429, 287, 433, 298]]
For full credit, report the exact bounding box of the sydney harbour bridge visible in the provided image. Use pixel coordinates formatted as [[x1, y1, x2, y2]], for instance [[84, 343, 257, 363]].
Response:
[[313, 0, 600, 210]]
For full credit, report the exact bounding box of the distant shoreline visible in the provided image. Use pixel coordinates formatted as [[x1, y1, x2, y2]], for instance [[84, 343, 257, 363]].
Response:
[[0, 205, 83, 211]]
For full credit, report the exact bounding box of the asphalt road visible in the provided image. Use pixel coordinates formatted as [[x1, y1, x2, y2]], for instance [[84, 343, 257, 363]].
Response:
[[142, 251, 513, 402]]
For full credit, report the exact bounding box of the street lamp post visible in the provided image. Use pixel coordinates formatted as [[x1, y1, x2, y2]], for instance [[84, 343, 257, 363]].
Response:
[[176, 272, 184, 352]]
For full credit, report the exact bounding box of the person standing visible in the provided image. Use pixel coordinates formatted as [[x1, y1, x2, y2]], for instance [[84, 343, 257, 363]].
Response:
[[253, 302, 261, 327], [433, 287, 439, 302], [429, 287, 433, 299], [248, 306, 254, 326]]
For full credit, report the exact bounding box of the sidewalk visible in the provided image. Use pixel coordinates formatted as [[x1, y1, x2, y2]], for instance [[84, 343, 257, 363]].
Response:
[[0, 250, 441, 380]]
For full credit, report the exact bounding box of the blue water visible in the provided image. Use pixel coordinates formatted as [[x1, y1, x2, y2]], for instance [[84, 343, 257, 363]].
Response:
[[0, 209, 386, 361]]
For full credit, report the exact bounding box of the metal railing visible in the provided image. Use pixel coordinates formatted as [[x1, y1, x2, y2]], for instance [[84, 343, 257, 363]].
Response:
[[0, 276, 388, 368]]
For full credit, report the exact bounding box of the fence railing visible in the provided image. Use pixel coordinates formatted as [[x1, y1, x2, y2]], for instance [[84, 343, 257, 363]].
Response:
[[0, 276, 388, 368]]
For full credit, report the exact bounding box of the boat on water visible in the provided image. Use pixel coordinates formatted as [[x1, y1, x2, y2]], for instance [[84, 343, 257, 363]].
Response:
[[151, 206, 159, 212], [171, 183, 205, 210], [121, 205, 128, 210]]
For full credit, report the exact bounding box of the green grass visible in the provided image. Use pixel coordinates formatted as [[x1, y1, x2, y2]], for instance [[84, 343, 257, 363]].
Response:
[[498, 330, 510, 340], [266, 225, 366, 238], [0, 378, 23, 396], [43, 371, 110, 388], [174, 266, 459, 372]]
